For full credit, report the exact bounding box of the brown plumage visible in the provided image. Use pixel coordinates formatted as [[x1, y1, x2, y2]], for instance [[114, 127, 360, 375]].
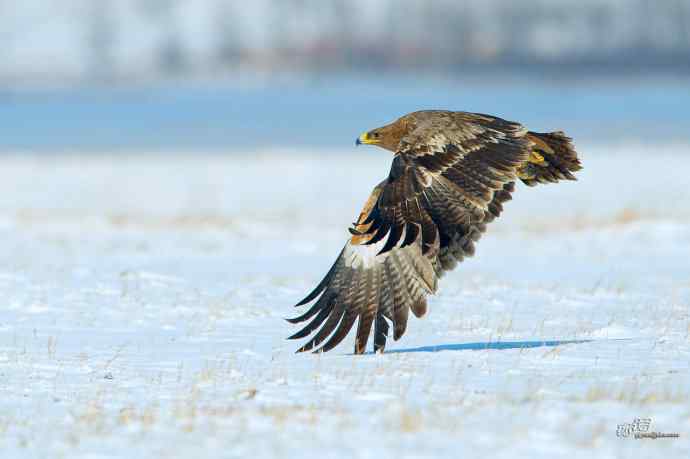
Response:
[[288, 110, 582, 354]]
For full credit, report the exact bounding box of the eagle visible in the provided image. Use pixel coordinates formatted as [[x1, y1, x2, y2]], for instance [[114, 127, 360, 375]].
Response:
[[287, 110, 581, 354]]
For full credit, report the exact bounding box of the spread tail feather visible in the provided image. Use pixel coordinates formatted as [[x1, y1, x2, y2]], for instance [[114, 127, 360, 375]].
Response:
[[519, 131, 582, 186]]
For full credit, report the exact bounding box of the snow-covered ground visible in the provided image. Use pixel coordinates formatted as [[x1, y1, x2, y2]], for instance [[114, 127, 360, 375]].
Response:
[[0, 145, 689, 458]]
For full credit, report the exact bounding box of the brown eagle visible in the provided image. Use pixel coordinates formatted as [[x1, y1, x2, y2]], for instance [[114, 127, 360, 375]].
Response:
[[288, 110, 581, 354]]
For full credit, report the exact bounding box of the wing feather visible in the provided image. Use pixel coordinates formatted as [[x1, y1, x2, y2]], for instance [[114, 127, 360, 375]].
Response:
[[318, 268, 367, 353], [354, 267, 379, 354], [386, 257, 410, 340], [373, 313, 390, 353], [286, 293, 335, 337], [374, 267, 394, 352], [293, 266, 354, 352]]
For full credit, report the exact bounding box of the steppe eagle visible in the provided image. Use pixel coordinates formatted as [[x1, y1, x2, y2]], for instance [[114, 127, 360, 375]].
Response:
[[288, 110, 581, 354]]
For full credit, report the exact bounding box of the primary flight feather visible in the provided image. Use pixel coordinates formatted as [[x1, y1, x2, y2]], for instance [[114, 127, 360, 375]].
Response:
[[288, 110, 582, 354]]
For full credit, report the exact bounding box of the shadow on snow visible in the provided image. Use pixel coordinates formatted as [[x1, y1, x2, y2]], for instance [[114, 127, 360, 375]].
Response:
[[385, 339, 594, 354]]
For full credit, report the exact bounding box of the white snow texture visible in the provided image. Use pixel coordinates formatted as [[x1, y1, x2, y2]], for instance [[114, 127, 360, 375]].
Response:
[[0, 145, 689, 458]]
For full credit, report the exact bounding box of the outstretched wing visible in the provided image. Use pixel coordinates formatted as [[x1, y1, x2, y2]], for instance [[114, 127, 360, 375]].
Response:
[[289, 112, 530, 354], [287, 225, 436, 354]]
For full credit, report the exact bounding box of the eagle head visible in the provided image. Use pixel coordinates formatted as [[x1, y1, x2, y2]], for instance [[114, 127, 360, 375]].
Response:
[[356, 115, 413, 153]]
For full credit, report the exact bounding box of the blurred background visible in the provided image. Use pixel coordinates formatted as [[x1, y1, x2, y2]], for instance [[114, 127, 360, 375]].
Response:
[[0, 0, 689, 152]]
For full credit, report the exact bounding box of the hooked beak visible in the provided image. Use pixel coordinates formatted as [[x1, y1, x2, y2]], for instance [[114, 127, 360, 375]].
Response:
[[356, 132, 376, 146]]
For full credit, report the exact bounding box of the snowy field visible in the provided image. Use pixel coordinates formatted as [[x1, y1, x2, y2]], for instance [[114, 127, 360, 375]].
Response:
[[1, 145, 689, 458]]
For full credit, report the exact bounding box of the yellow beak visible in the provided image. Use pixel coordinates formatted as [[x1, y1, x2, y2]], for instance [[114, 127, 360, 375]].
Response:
[[356, 132, 378, 146]]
